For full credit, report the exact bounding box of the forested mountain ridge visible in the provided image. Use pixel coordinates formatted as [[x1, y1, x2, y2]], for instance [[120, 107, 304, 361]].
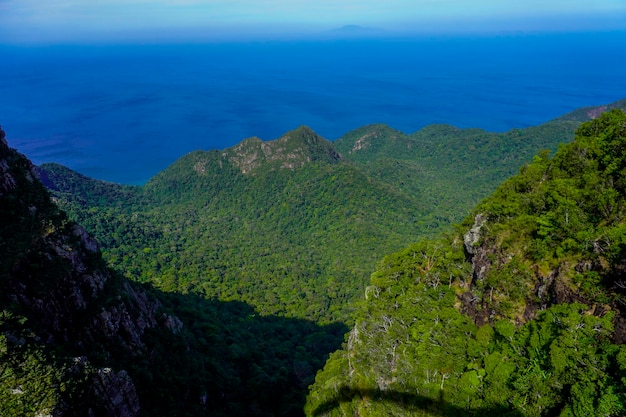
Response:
[[335, 97, 626, 226], [40, 98, 624, 323], [40, 126, 431, 323], [335, 97, 626, 164], [143, 125, 345, 203], [3, 98, 626, 416], [222, 126, 342, 174], [306, 110, 626, 416], [557, 98, 626, 122], [0, 126, 349, 416], [39, 98, 626, 328]]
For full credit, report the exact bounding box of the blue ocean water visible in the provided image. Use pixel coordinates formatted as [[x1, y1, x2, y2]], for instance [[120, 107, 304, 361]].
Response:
[[1, 32, 625, 184]]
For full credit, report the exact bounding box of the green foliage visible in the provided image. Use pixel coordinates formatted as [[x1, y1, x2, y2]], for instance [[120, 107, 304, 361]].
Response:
[[2, 127, 350, 417], [23, 104, 626, 416], [469, 110, 626, 312], [45, 148, 431, 325], [42, 113, 584, 329], [0, 311, 95, 416], [307, 111, 626, 416], [334, 117, 582, 229]]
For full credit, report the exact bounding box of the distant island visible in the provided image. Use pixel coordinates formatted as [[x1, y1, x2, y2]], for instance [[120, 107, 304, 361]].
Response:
[[327, 24, 386, 37]]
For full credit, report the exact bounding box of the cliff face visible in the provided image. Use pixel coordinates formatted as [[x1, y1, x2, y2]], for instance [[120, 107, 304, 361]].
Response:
[[0, 126, 179, 416]]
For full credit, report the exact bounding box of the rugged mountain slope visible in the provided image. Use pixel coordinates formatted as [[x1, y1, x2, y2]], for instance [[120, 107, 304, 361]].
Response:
[[306, 110, 626, 416], [0, 125, 165, 416], [11, 98, 626, 416], [39, 99, 626, 328], [41, 126, 430, 323], [0, 126, 348, 417]]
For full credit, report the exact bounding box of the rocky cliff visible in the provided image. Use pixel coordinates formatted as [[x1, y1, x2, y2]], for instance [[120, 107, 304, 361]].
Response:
[[0, 126, 180, 416]]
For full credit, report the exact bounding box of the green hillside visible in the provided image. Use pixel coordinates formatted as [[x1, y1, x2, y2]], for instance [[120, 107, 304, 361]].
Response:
[[41, 127, 430, 323], [6, 98, 626, 416], [334, 100, 626, 226], [0, 126, 349, 416], [306, 110, 626, 417], [333, 121, 573, 218], [39, 100, 625, 327]]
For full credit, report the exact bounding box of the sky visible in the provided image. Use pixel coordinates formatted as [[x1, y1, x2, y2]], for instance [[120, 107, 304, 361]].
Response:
[[1, 0, 626, 43]]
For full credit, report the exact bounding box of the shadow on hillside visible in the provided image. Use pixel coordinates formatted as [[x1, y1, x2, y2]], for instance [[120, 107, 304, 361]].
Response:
[[130, 283, 350, 417], [312, 386, 523, 417]]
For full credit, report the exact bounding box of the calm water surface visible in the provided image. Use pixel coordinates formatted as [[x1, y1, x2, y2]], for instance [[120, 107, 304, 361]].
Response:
[[1, 32, 625, 184]]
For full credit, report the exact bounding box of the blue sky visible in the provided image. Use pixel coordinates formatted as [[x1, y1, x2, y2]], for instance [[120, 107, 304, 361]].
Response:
[[1, 0, 625, 43]]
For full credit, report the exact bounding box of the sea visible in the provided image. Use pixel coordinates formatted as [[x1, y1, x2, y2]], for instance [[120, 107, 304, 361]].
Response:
[[1, 31, 625, 184]]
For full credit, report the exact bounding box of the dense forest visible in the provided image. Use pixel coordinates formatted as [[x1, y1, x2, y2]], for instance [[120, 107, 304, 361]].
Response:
[[38, 100, 625, 327], [306, 109, 626, 416], [2, 98, 626, 416], [0, 124, 349, 416]]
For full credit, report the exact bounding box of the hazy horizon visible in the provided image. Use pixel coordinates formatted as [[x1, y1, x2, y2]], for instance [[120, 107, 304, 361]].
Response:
[[1, 0, 626, 44]]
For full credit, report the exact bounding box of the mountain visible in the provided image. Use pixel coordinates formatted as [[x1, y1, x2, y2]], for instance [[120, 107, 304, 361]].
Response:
[[0, 126, 348, 416], [306, 109, 626, 416], [0, 125, 165, 415], [5, 98, 626, 415], [333, 101, 626, 226], [223, 126, 342, 174], [40, 126, 430, 324], [38, 99, 626, 328], [556, 98, 626, 123]]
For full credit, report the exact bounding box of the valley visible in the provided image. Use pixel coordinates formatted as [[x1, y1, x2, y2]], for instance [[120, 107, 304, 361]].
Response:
[[1, 97, 626, 416]]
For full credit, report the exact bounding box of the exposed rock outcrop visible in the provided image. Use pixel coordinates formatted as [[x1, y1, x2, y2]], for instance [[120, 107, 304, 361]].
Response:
[[223, 126, 342, 174], [461, 209, 626, 342], [92, 368, 141, 417], [463, 213, 490, 284], [0, 126, 181, 416]]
